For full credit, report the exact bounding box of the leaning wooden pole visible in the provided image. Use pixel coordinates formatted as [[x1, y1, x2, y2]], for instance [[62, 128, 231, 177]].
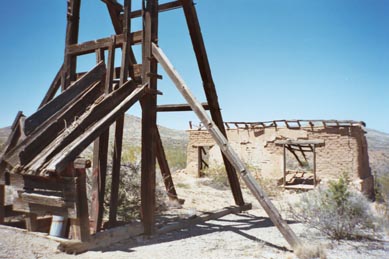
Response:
[[152, 43, 302, 250]]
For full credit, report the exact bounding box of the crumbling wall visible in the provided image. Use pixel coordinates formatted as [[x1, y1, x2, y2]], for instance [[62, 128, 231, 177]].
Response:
[[186, 125, 373, 196]]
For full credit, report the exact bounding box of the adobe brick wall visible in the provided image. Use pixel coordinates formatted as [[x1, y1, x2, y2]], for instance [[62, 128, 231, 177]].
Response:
[[186, 125, 373, 197]]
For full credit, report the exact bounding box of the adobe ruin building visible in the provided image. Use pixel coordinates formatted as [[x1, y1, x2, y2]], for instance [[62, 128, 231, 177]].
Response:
[[186, 120, 374, 197]]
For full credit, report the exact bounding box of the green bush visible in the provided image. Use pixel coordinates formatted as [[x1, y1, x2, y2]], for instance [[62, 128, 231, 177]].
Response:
[[289, 173, 378, 240]]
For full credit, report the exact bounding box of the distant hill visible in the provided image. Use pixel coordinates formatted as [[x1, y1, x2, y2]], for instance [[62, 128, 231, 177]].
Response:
[[1, 121, 388, 175], [366, 128, 389, 177]]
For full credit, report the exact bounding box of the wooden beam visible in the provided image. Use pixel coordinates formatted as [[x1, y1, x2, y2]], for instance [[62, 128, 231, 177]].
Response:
[[58, 222, 144, 254], [152, 43, 302, 250], [45, 83, 147, 173], [63, 0, 81, 90], [23, 81, 141, 175], [285, 145, 304, 167], [130, 1, 182, 18], [275, 139, 325, 145], [141, 0, 159, 235], [24, 62, 106, 135], [39, 65, 63, 108], [91, 48, 109, 234], [156, 102, 209, 112], [66, 32, 142, 56], [155, 126, 180, 200], [180, 0, 244, 206], [4, 81, 104, 169]]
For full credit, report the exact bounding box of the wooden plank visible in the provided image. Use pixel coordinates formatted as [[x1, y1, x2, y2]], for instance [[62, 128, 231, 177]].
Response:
[[66, 31, 143, 56], [275, 139, 325, 145], [4, 81, 104, 169], [24, 62, 106, 135], [13, 198, 77, 218], [157, 204, 252, 234], [25, 81, 142, 175], [45, 84, 147, 173], [130, 1, 182, 18], [58, 222, 144, 254], [152, 43, 302, 250], [0, 111, 24, 160], [181, 0, 244, 206], [141, 0, 159, 236], [39, 64, 63, 108], [8, 173, 76, 192], [20, 193, 68, 208], [157, 102, 209, 112]]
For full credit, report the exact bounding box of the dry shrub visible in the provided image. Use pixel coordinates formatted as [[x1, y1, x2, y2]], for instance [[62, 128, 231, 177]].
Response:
[[288, 173, 378, 240], [295, 244, 327, 259]]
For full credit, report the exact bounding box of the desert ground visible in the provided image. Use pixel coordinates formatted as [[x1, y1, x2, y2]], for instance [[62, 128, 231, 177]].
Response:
[[0, 172, 388, 259]]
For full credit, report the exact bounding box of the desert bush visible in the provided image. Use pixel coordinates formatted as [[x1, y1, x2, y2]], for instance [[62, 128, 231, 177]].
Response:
[[102, 162, 168, 222], [164, 145, 187, 171], [201, 165, 230, 190], [374, 172, 389, 233], [288, 173, 378, 240]]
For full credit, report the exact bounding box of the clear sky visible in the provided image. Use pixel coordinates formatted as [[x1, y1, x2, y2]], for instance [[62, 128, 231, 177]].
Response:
[[0, 0, 388, 133]]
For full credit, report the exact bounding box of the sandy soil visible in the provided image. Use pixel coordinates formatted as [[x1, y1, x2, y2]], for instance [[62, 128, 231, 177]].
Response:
[[0, 173, 388, 259]]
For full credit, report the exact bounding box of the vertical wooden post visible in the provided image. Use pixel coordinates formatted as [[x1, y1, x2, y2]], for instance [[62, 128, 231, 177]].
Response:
[[197, 147, 202, 177], [283, 145, 286, 188], [313, 145, 317, 186], [0, 184, 4, 224], [109, 0, 133, 227], [25, 214, 38, 232], [63, 0, 81, 90], [141, 0, 159, 235], [70, 171, 90, 242], [180, 0, 244, 206], [90, 49, 108, 233]]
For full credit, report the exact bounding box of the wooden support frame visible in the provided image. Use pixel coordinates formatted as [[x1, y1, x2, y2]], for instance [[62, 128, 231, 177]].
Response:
[[152, 43, 302, 249], [180, 0, 244, 206]]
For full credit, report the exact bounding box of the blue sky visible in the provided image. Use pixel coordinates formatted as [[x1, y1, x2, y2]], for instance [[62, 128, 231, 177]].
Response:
[[0, 0, 388, 133]]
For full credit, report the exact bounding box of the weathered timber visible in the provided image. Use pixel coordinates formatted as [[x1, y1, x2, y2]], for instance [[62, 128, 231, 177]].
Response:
[[130, 1, 182, 18], [155, 126, 179, 200], [45, 84, 147, 173], [0, 111, 25, 159], [0, 184, 4, 223], [58, 222, 144, 254], [180, 0, 244, 206], [63, 0, 81, 89], [4, 81, 104, 169], [25, 62, 106, 135], [152, 43, 302, 249], [26, 81, 142, 175], [70, 172, 90, 241], [157, 204, 252, 234], [7, 173, 75, 192], [13, 198, 77, 218], [66, 31, 142, 56], [108, 0, 133, 227], [141, 0, 159, 236], [156, 102, 209, 112], [39, 65, 64, 108], [20, 193, 67, 208]]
